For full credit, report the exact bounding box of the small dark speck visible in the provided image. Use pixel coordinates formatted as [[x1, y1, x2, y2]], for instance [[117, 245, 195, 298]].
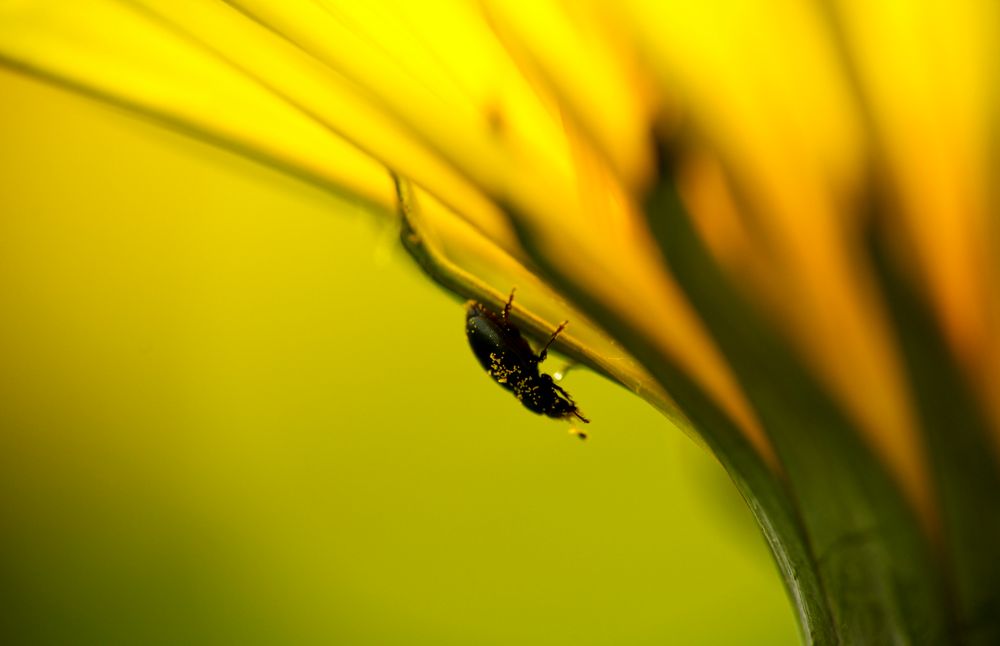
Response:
[[485, 103, 505, 136]]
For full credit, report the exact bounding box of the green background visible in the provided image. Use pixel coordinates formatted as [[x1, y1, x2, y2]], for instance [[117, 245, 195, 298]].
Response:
[[0, 69, 797, 645]]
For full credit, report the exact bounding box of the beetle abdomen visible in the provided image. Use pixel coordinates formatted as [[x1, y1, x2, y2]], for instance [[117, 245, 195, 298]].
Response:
[[466, 310, 536, 391]]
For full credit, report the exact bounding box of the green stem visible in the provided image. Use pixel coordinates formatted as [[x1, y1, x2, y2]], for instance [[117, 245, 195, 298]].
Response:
[[644, 173, 951, 644]]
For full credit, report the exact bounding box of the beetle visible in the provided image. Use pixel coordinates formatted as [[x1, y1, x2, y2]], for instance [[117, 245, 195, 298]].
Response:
[[465, 288, 589, 425]]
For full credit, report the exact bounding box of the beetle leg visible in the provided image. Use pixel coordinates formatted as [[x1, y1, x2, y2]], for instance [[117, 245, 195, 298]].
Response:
[[502, 287, 516, 324], [551, 381, 590, 423], [538, 321, 568, 363], [550, 381, 575, 403]]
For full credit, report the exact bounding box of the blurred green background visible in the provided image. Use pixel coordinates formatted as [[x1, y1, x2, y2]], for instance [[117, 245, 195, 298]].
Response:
[[0, 69, 797, 645]]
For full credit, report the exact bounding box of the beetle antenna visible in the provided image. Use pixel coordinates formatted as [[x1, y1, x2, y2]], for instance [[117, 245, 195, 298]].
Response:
[[573, 409, 591, 424], [538, 321, 568, 363], [502, 287, 516, 324]]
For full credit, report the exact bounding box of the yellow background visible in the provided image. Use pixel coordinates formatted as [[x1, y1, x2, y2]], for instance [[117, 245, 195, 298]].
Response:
[[0, 69, 796, 645]]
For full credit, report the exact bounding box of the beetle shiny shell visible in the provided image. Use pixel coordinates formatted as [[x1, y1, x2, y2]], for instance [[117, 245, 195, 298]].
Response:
[[465, 289, 589, 424]]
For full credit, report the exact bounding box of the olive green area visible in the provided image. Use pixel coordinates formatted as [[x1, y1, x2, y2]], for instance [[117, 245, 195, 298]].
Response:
[[0, 71, 797, 645]]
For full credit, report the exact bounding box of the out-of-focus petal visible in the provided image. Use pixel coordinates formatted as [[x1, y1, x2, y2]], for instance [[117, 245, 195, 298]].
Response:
[[0, 0, 397, 211], [616, 0, 935, 522], [835, 0, 1000, 453], [134, 0, 521, 256], [482, 0, 657, 189]]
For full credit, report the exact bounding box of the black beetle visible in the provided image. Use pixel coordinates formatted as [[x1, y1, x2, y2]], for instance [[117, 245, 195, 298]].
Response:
[[465, 288, 589, 425]]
